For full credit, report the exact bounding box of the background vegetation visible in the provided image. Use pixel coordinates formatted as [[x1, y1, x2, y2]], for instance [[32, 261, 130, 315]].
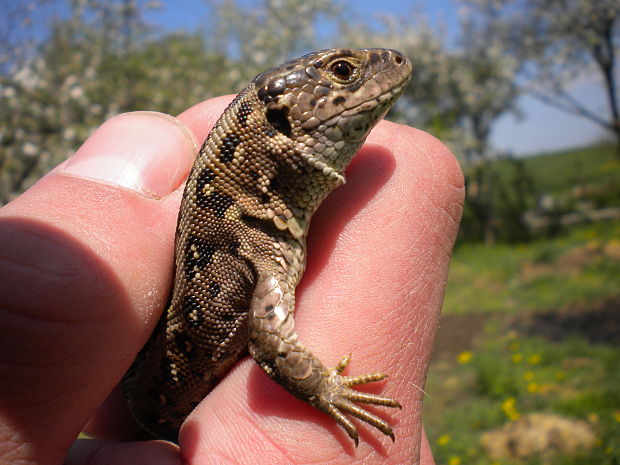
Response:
[[1, 0, 618, 463]]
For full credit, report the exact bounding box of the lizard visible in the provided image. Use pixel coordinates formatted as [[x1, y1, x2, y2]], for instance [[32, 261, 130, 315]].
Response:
[[123, 47, 412, 446]]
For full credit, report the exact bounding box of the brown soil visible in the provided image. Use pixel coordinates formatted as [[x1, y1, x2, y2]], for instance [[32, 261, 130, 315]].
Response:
[[514, 297, 620, 344], [432, 297, 620, 363], [431, 312, 489, 361]]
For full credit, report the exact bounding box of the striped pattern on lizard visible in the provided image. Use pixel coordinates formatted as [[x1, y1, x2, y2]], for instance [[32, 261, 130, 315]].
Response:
[[123, 48, 413, 445]]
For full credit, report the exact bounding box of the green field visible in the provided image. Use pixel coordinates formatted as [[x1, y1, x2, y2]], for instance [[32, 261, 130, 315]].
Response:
[[425, 145, 620, 464], [519, 144, 620, 201]]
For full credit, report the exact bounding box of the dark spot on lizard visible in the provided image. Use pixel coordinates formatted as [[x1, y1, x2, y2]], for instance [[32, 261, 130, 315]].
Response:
[[208, 281, 221, 299], [257, 77, 286, 104], [160, 357, 184, 384], [182, 295, 204, 328], [242, 214, 283, 239], [196, 167, 216, 196], [219, 134, 240, 163], [172, 331, 196, 359], [184, 237, 216, 276], [143, 410, 165, 427], [199, 190, 234, 218], [369, 52, 380, 64], [191, 371, 204, 381], [220, 309, 236, 321], [266, 107, 292, 137], [236, 101, 253, 127], [227, 240, 240, 257], [260, 192, 270, 204], [333, 95, 345, 105]]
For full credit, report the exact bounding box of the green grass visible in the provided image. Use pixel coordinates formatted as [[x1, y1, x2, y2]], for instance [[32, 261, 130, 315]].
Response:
[[425, 218, 620, 465], [444, 219, 620, 315], [518, 144, 620, 199], [425, 334, 620, 465]]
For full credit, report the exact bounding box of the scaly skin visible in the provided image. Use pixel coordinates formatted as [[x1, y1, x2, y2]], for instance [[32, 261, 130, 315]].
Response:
[[123, 48, 412, 445]]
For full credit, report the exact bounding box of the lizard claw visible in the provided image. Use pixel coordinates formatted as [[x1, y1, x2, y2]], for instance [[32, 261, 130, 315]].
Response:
[[310, 355, 401, 445]]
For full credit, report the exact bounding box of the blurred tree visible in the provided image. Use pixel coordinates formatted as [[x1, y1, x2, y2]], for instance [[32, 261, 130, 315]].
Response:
[[0, 0, 233, 204], [0, 0, 160, 204], [465, 0, 620, 155], [206, 0, 342, 85]]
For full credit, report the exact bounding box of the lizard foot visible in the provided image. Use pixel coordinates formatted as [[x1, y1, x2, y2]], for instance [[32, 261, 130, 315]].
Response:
[[310, 354, 401, 446]]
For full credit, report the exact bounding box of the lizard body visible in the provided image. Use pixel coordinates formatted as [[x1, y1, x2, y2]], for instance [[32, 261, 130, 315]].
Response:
[[123, 48, 412, 445]]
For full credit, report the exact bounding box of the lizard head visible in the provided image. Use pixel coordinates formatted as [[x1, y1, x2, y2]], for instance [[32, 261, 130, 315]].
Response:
[[252, 48, 412, 175]]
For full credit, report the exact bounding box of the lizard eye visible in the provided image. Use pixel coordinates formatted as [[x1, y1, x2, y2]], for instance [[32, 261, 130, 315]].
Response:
[[330, 60, 354, 80]]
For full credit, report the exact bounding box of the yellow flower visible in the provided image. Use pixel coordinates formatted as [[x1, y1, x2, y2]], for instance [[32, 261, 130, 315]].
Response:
[[501, 397, 520, 421], [614, 411, 620, 422], [588, 413, 599, 423], [437, 434, 450, 445], [527, 354, 541, 364], [448, 456, 461, 465], [512, 353, 523, 363], [502, 397, 516, 410], [523, 371, 535, 381], [457, 351, 472, 364], [527, 382, 539, 393]]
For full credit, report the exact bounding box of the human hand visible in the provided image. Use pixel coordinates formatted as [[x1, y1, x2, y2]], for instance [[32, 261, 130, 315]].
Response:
[[0, 96, 463, 465]]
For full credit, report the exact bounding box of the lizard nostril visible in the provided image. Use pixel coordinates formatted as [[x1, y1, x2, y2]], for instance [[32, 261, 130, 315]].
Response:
[[394, 55, 403, 65]]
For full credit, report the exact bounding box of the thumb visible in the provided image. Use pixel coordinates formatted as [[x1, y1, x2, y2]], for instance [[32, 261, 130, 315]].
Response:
[[0, 111, 196, 465]]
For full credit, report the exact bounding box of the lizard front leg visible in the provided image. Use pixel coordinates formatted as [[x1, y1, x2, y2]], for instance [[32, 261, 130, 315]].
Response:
[[248, 274, 401, 445]]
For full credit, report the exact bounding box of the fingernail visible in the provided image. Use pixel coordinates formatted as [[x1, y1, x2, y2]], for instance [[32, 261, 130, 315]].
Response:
[[63, 112, 198, 198]]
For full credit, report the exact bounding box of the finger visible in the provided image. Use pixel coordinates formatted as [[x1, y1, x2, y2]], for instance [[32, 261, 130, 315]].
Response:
[[421, 427, 437, 465], [181, 121, 463, 464], [0, 111, 197, 465]]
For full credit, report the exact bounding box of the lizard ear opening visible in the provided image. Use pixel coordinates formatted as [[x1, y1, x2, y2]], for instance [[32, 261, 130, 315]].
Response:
[[266, 107, 292, 138]]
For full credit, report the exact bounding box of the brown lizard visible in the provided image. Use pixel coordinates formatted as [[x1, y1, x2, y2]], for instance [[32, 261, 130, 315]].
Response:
[[123, 48, 412, 446]]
